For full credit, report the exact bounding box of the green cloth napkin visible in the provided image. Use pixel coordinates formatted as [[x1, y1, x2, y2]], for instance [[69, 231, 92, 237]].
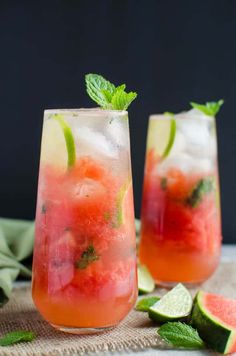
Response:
[[0, 218, 34, 306]]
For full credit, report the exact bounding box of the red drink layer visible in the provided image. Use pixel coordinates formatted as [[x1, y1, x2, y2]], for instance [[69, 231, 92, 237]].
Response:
[[32, 110, 137, 330], [139, 149, 222, 285]]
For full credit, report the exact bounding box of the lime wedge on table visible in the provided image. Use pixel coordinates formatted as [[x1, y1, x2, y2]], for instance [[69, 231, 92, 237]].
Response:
[[138, 265, 155, 294], [148, 283, 192, 323], [148, 115, 176, 159], [41, 114, 76, 169], [136, 296, 160, 312]]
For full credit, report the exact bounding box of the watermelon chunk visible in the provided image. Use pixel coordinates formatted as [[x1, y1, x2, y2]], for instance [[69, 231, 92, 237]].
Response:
[[192, 291, 236, 354]]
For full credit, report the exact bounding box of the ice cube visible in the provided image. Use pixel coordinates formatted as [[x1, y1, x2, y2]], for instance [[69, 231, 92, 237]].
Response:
[[73, 178, 106, 199], [175, 109, 213, 157], [75, 127, 119, 159], [158, 153, 212, 175], [105, 118, 129, 148], [169, 131, 186, 156]]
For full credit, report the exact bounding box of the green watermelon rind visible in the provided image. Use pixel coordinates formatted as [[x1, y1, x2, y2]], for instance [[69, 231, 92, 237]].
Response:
[[192, 291, 236, 354]]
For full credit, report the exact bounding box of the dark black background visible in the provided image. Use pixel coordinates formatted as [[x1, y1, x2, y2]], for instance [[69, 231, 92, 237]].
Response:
[[0, 1, 235, 243]]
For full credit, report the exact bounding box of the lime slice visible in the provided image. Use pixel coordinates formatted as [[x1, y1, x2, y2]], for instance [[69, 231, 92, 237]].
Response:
[[148, 283, 192, 323], [41, 114, 76, 169], [113, 178, 132, 228], [138, 265, 155, 294], [148, 115, 176, 159], [53, 114, 76, 168], [136, 296, 160, 312]]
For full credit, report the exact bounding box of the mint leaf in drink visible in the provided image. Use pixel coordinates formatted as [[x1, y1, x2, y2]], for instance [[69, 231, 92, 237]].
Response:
[[41, 204, 47, 214], [190, 99, 224, 116], [186, 177, 215, 208], [0, 330, 36, 346], [158, 322, 205, 350], [136, 296, 160, 312], [76, 245, 99, 269], [85, 73, 137, 110], [160, 177, 167, 190]]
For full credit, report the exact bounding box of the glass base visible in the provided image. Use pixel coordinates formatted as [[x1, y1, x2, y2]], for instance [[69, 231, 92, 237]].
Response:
[[155, 280, 204, 289], [51, 324, 115, 335]]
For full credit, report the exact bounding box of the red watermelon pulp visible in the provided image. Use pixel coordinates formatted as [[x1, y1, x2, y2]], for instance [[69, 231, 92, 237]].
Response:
[[192, 291, 236, 354]]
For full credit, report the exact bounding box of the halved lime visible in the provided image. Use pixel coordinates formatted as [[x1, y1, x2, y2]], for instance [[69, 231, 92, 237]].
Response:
[[138, 265, 155, 294], [147, 114, 176, 159], [136, 296, 160, 312], [148, 283, 192, 323]]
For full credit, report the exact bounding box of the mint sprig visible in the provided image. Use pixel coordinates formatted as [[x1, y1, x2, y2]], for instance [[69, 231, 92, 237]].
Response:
[[158, 322, 205, 350], [190, 99, 224, 116], [0, 330, 36, 346], [85, 73, 137, 110]]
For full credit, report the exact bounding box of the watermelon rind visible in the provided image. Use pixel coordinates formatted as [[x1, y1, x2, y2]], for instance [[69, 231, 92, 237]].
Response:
[[192, 291, 236, 354]]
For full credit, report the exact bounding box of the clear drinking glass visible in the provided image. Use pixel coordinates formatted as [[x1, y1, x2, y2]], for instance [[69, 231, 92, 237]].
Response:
[[139, 109, 222, 286], [32, 109, 137, 333]]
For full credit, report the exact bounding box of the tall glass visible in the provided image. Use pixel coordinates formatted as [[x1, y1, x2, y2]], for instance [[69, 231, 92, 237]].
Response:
[[139, 109, 222, 286], [32, 109, 137, 333]]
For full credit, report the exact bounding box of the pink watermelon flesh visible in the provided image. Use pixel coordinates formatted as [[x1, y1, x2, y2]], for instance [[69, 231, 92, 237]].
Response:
[[192, 291, 236, 354], [203, 293, 236, 329]]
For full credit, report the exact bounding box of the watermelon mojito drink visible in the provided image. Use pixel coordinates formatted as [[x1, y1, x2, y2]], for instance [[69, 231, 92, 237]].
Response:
[[32, 108, 137, 332], [139, 102, 223, 286]]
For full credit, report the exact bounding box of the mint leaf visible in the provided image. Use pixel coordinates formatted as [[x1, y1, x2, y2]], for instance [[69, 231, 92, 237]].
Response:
[[158, 322, 205, 350], [160, 177, 167, 190], [190, 99, 224, 116], [101, 89, 113, 104], [186, 177, 215, 208], [85, 73, 137, 110], [41, 204, 47, 214], [0, 331, 36, 346], [111, 89, 137, 110], [85, 73, 115, 108], [136, 296, 160, 312], [76, 245, 99, 269]]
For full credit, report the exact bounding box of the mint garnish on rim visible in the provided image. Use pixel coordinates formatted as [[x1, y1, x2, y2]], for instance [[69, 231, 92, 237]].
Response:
[[85, 73, 137, 110], [190, 99, 224, 116]]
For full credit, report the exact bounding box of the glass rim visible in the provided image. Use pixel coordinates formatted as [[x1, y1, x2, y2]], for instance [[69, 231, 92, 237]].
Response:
[[44, 107, 128, 117], [149, 112, 214, 121]]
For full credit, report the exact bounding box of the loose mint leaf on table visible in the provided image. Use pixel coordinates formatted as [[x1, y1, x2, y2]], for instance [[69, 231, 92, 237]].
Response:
[[76, 245, 99, 269], [136, 296, 160, 312], [0, 331, 36, 346], [186, 177, 215, 208], [158, 322, 205, 350], [190, 99, 224, 116], [85, 73, 137, 110]]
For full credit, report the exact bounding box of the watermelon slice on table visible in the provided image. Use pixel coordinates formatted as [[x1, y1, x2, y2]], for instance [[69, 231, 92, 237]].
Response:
[[192, 291, 236, 354]]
